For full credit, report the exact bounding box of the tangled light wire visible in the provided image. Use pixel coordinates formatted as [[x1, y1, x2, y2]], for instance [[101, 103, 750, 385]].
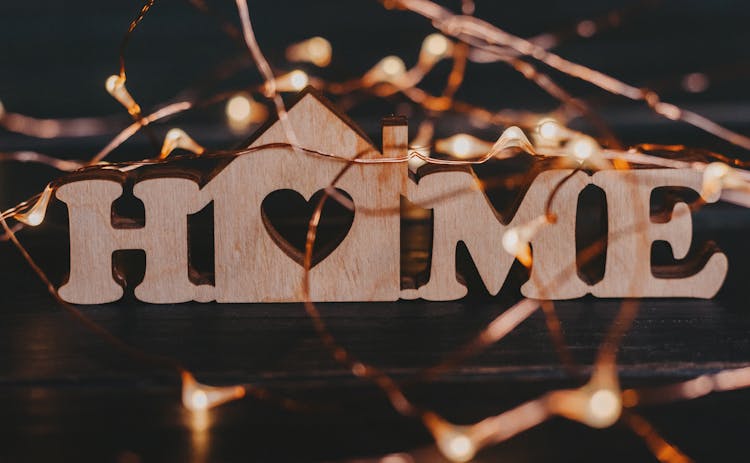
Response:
[[2, 1, 750, 462]]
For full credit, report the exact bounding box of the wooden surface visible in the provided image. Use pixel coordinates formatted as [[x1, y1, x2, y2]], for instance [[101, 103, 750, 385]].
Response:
[[1, 202, 750, 462], [53, 91, 728, 304], [403, 168, 589, 300], [55, 92, 408, 304], [590, 168, 727, 298], [57, 178, 213, 304]]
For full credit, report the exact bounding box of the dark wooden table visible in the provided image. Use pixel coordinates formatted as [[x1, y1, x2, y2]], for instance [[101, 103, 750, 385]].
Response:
[[0, 198, 749, 462]]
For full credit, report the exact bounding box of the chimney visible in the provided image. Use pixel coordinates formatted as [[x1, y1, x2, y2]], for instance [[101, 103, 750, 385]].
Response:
[[381, 115, 408, 159]]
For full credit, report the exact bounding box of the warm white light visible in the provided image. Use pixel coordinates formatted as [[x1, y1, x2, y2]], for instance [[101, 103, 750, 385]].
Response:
[[105, 75, 121, 94], [501, 226, 533, 268], [24, 210, 44, 227], [408, 147, 430, 172], [538, 118, 564, 142], [226, 94, 253, 122], [225, 93, 267, 132], [269, 70, 310, 93], [490, 126, 535, 158], [425, 34, 450, 56], [701, 162, 739, 198], [501, 216, 549, 267], [420, 33, 452, 64], [569, 136, 600, 162], [704, 162, 731, 182], [181, 372, 245, 412], [190, 390, 209, 411], [160, 128, 205, 159], [14, 184, 54, 227], [286, 36, 332, 67], [533, 118, 570, 149], [382, 56, 406, 78], [453, 137, 471, 156], [437, 431, 476, 462], [289, 70, 309, 90], [436, 133, 492, 159], [105, 74, 141, 117], [364, 56, 407, 85], [586, 389, 622, 428], [424, 413, 477, 463], [307, 37, 332, 66], [501, 126, 525, 142], [501, 228, 520, 255]]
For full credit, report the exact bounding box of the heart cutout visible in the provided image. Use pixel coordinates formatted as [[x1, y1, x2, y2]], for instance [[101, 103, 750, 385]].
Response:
[[261, 188, 355, 268]]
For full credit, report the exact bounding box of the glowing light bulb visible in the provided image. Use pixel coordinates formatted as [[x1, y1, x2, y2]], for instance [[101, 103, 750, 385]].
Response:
[[453, 137, 471, 156], [585, 388, 622, 428], [159, 128, 205, 159], [704, 162, 731, 181], [181, 372, 245, 412], [425, 413, 476, 463], [701, 162, 732, 198], [569, 136, 600, 161], [435, 134, 492, 159], [191, 390, 209, 410], [422, 412, 477, 462], [382, 56, 406, 77], [537, 118, 569, 145], [491, 126, 535, 158], [14, 184, 54, 227], [286, 36, 332, 67], [502, 228, 521, 254], [267, 70, 310, 94], [424, 34, 451, 57], [700, 162, 748, 199], [225, 93, 268, 133], [408, 147, 430, 172], [364, 56, 407, 85], [533, 118, 572, 149], [226, 94, 253, 122], [538, 120, 559, 140], [502, 228, 531, 267], [289, 70, 309, 90], [502, 126, 525, 140], [420, 33, 453, 65], [501, 215, 549, 267], [306, 37, 332, 67], [105, 74, 141, 117], [437, 431, 476, 463]]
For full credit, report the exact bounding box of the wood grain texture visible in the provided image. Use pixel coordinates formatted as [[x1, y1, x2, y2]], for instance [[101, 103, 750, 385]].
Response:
[[56, 178, 213, 304], [403, 168, 590, 300], [206, 91, 406, 302], [2, 2, 749, 460], [57, 91, 407, 304], [591, 169, 728, 298], [52, 92, 727, 303], [3, 237, 750, 463]]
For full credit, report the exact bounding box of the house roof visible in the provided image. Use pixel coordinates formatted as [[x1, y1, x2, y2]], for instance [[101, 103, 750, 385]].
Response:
[[244, 87, 381, 160]]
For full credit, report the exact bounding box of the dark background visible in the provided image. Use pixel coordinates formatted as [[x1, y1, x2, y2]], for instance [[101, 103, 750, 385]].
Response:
[[2, 1, 750, 462]]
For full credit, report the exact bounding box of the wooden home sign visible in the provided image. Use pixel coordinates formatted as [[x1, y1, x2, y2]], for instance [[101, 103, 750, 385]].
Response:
[[54, 90, 728, 304]]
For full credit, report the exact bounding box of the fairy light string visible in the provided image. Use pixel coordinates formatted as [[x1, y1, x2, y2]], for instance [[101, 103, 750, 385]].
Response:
[[1, 1, 750, 462], [387, 0, 750, 150]]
